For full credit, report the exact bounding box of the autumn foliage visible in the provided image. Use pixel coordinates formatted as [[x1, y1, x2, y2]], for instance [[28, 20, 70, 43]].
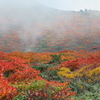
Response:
[[0, 51, 79, 100], [0, 10, 100, 53], [0, 50, 100, 99]]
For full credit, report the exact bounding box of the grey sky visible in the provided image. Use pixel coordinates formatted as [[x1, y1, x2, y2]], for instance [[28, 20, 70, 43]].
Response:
[[0, 0, 100, 11], [36, 0, 100, 11]]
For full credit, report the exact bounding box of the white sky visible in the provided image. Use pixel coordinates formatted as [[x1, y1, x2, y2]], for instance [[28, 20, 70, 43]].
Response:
[[36, 0, 100, 11], [0, 0, 100, 11]]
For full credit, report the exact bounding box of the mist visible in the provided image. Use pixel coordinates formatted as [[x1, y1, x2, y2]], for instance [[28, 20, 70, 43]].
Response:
[[0, 0, 100, 52], [0, 0, 61, 52]]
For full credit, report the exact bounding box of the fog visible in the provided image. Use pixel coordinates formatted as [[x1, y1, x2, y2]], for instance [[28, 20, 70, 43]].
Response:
[[0, 0, 100, 52], [36, 0, 100, 11], [0, 0, 63, 52]]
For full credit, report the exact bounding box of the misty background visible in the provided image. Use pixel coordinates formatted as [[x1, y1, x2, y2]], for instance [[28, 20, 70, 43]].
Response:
[[36, 0, 100, 11], [1, 0, 100, 11], [0, 0, 100, 52]]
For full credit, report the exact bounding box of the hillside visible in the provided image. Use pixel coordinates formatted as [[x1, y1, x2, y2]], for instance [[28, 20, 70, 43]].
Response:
[[0, 1, 100, 99], [0, 50, 100, 100], [0, 1, 100, 52]]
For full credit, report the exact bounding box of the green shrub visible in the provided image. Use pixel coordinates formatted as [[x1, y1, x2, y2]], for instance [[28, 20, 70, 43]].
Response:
[[31, 64, 54, 72], [40, 69, 64, 82], [31, 64, 64, 82], [49, 53, 63, 64], [12, 94, 28, 100], [73, 83, 100, 100]]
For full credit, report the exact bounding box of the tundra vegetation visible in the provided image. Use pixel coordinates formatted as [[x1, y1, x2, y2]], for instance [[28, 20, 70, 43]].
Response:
[[0, 50, 100, 100]]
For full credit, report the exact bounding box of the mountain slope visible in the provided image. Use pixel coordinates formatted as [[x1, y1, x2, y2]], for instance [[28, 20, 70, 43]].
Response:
[[0, 1, 100, 52]]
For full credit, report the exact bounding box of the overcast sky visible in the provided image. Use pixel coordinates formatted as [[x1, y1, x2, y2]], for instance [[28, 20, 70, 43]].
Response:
[[36, 0, 100, 11], [0, 0, 100, 11]]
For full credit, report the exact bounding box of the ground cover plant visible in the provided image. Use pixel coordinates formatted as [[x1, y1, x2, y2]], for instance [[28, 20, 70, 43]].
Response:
[[0, 50, 100, 100], [1, 2, 100, 100], [1, 9, 100, 53]]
